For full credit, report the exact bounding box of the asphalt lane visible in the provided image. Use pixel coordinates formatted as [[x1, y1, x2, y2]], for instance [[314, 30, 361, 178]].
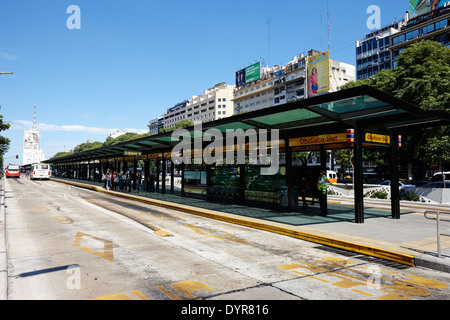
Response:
[[3, 176, 450, 301]]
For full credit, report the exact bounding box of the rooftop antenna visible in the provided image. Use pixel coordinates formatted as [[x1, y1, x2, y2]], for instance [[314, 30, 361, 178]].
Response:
[[266, 17, 271, 66], [327, 0, 331, 51], [33, 103, 37, 130]]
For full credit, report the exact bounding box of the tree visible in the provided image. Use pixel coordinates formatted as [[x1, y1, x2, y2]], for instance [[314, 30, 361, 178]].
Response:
[[159, 120, 194, 133], [51, 152, 72, 159], [343, 40, 450, 113], [103, 132, 154, 147], [422, 136, 450, 188], [0, 114, 11, 168], [73, 141, 103, 153], [341, 40, 450, 180]]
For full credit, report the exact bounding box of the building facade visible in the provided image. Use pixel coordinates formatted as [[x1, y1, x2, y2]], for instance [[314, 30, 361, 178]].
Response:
[[390, 6, 450, 69], [233, 49, 355, 113], [148, 116, 164, 134], [163, 100, 189, 129], [185, 83, 235, 125], [356, 20, 405, 81], [23, 128, 45, 165], [356, 5, 450, 80], [23, 105, 45, 165]]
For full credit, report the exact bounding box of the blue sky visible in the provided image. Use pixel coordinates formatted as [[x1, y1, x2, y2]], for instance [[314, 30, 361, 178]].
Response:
[[0, 0, 408, 162]]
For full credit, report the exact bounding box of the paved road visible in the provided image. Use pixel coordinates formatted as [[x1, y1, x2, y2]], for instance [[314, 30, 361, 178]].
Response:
[[3, 176, 450, 301]]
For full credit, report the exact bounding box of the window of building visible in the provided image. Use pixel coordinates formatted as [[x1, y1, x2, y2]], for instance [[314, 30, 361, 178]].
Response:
[[392, 34, 405, 45], [436, 19, 448, 30], [422, 23, 435, 35], [405, 29, 419, 41]]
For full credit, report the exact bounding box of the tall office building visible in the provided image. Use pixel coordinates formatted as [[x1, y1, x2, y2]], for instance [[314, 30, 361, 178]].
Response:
[[23, 104, 45, 165], [356, 3, 450, 80], [355, 19, 405, 81], [391, 6, 450, 68]]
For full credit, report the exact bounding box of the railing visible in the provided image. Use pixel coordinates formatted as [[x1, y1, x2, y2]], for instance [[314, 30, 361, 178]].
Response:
[[424, 211, 450, 258]]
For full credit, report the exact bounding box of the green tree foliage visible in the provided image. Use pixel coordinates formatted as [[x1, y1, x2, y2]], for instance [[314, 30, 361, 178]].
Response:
[[51, 131, 156, 159], [341, 40, 450, 176], [422, 136, 450, 187], [342, 41, 450, 113], [73, 141, 104, 153], [0, 114, 11, 167], [159, 120, 193, 133]]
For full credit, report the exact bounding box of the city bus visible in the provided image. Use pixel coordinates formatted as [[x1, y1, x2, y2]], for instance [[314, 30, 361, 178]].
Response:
[[5, 165, 21, 178], [29, 163, 51, 180]]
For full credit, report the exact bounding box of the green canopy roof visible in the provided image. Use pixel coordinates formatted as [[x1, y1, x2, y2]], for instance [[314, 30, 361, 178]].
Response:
[[46, 86, 450, 164]]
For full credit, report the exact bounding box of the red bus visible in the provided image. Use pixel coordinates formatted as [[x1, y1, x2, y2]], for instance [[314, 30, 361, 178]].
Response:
[[5, 164, 21, 178]]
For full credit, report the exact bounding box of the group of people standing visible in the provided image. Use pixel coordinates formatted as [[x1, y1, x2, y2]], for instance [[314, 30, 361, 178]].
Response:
[[103, 169, 156, 193], [298, 170, 329, 216]]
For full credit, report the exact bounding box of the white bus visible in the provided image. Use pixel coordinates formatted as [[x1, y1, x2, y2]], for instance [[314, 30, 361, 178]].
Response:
[[30, 163, 51, 180]]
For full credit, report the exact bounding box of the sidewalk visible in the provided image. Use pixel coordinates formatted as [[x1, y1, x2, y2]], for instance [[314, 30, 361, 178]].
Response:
[[51, 178, 450, 274]]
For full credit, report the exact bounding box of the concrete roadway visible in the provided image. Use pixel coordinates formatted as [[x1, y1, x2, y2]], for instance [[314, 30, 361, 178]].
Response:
[[3, 176, 450, 301]]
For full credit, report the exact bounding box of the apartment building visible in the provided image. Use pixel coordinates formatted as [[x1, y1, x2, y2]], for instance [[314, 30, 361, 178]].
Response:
[[147, 116, 164, 134], [163, 100, 188, 129], [185, 83, 235, 125], [233, 49, 355, 113], [233, 66, 277, 114]]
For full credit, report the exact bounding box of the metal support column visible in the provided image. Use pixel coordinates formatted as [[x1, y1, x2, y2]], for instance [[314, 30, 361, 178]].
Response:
[[170, 157, 175, 192], [161, 155, 166, 194], [390, 130, 401, 220], [181, 162, 185, 197], [133, 157, 137, 190], [285, 134, 293, 212], [354, 127, 365, 224]]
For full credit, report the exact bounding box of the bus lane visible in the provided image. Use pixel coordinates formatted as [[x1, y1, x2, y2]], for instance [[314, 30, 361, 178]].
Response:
[[4, 178, 450, 300]]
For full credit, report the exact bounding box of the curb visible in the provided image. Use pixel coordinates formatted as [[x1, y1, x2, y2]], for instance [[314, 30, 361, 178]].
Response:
[[52, 178, 416, 267], [0, 179, 7, 300]]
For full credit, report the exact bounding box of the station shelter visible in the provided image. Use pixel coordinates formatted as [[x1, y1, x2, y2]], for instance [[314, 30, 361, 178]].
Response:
[[46, 86, 450, 224]]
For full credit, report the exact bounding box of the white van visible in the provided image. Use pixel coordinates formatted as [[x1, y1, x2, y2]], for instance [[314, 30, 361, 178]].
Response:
[[30, 163, 51, 180], [431, 172, 450, 182]]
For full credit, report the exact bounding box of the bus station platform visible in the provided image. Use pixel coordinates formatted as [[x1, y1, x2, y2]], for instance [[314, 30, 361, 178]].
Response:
[[51, 178, 450, 274]]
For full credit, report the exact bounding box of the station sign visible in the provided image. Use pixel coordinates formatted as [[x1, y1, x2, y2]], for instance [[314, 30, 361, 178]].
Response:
[[290, 133, 347, 147], [365, 133, 390, 145], [290, 132, 394, 148], [124, 151, 142, 156]]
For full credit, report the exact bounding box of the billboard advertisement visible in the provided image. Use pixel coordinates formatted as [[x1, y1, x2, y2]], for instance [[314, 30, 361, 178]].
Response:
[[236, 62, 261, 87], [409, 0, 449, 17], [307, 50, 330, 97]]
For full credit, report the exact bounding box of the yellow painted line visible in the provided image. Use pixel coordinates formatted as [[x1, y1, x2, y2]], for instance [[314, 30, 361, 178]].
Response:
[[156, 286, 182, 300], [51, 178, 415, 267], [72, 232, 114, 262]]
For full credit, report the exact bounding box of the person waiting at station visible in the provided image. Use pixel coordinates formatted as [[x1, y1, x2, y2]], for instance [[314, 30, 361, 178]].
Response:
[[317, 170, 329, 216], [298, 177, 310, 209]]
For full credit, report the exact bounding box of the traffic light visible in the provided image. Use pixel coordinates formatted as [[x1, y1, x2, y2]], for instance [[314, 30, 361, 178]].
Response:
[[15, 155, 18, 159]]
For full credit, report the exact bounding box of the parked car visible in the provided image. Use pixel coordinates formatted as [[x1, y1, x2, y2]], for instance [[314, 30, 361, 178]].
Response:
[[378, 180, 416, 188], [431, 172, 450, 182]]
